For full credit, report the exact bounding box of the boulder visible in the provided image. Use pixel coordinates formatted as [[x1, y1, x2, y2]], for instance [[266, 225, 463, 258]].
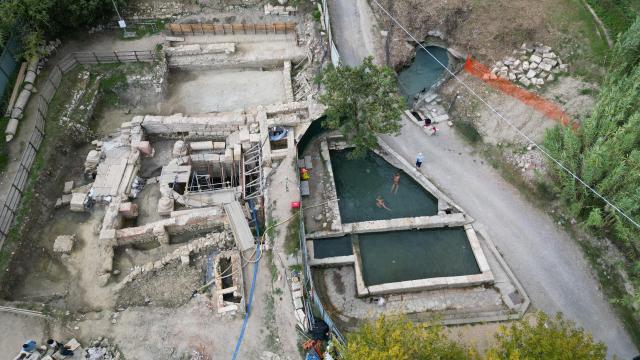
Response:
[[529, 54, 542, 64], [519, 77, 531, 87], [54, 235, 75, 253], [63, 181, 74, 194], [526, 70, 537, 79]]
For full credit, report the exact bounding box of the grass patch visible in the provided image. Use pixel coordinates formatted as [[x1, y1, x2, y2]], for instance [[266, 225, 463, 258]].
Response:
[[118, 19, 167, 40], [585, 0, 639, 36], [453, 120, 482, 144], [579, 87, 598, 96], [0, 66, 81, 281], [577, 233, 640, 347], [284, 212, 301, 255], [551, 0, 611, 82]]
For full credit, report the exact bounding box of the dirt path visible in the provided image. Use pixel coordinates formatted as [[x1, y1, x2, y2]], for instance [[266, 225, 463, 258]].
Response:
[[381, 123, 637, 358], [327, 0, 379, 66]]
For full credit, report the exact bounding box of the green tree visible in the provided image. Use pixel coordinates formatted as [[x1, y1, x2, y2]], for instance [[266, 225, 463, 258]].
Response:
[[319, 56, 405, 157], [337, 315, 471, 360], [0, 0, 122, 57], [485, 312, 607, 360], [543, 17, 640, 309]]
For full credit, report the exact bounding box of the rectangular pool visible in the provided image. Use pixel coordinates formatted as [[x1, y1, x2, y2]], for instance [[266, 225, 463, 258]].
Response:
[[330, 149, 439, 223], [313, 236, 353, 259], [356, 228, 480, 286]]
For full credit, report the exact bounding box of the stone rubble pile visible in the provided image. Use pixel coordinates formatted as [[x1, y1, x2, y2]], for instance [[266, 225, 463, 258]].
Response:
[[489, 43, 568, 88], [119, 232, 231, 286], [264, 3, 297, 15], [85, 337, 122, 360]]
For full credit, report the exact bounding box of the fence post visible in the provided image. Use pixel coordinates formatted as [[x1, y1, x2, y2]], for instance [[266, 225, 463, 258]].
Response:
[[134, 51, 139, 62], [114, 51, 120, 63], [94, 52, 100, 64]]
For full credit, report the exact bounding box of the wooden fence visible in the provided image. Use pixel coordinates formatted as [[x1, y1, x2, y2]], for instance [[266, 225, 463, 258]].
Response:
[[167, 22, 297, 36], [0, 50, 154, 251]]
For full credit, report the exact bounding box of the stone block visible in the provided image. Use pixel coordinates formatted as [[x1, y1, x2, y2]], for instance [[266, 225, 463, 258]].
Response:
[[61, 194, 72, 206], [69, 193, 87, 212], [53, 235, 75, 253], [293, 297, 303, 310], [63, 181, 74, 194]]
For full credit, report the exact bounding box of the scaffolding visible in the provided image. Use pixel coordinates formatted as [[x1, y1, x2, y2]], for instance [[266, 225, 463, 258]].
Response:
[[242, 142, 263, 200]]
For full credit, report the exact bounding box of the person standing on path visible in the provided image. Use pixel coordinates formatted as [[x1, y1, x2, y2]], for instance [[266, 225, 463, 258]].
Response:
[[415, 152, 424, 168]]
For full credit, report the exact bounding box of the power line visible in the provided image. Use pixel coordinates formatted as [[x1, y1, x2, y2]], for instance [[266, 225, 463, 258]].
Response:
[[370, 0, 640, 230]]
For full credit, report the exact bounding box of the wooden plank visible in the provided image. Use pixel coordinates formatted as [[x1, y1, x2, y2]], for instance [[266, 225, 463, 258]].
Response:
[[300, 181, 310, 196]]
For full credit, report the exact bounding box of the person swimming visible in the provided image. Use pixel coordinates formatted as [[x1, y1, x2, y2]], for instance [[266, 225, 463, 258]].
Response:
[[391, 172, 400, 194], [376, 195, 391, 211]]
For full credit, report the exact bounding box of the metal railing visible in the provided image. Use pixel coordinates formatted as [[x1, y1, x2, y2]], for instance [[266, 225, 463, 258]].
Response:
[[0, 50, 155, 251], [296, 151, 345, 344], [321, 0, 341, 66]]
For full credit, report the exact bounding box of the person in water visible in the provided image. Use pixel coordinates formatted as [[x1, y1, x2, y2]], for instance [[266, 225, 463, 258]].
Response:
[[376, 195, 391, 211], [391, 172, 400, 194]]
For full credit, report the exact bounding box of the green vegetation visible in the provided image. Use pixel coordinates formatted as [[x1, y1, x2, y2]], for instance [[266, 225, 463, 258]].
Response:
[[119, 19, 167, 41], [339, 313, 606, 360], [0, 67, 81, 285], [586, 0, 640, 36], [454, 120, 482, 144], [543, 17, 640, 312], [338, 315, 471, 359], [319, 56, 405, 158], [0, 0, 122, 57], [284, 212, 301, 255]]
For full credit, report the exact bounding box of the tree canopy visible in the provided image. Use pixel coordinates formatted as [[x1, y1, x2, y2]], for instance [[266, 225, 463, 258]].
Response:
[[0, 0, 121, 57], [337, 315, 471, 360], [319, 56, 405, 157], [485, 312, 607, 360], [337, 313, 606, 360]]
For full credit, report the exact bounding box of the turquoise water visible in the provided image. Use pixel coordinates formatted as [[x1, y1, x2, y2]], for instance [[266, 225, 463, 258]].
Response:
[[313, 236, 353, 259], [398, 46, 449, 103], [330, 149, 438, 223], [357, 228, 480, 286]]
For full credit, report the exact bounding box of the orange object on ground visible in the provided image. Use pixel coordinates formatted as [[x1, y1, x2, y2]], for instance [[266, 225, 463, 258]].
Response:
[[303, 339, 323, 356], [300, 167, 310, 180], [464, 57, 577, 129]]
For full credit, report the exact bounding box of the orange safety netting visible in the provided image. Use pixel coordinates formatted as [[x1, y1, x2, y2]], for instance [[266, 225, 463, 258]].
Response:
[[464, 57, 577, 129]]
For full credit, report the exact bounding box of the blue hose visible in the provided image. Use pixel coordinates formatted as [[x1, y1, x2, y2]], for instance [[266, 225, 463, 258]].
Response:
[[232, 200, 261, 360]]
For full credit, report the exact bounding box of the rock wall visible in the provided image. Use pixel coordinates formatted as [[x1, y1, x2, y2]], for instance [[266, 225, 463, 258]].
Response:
[[125, 0, 267, 19]]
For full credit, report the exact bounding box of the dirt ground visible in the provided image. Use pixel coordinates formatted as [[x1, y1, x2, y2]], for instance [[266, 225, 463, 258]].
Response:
[[373, 0, 608, 76], [163, 69, 286, 114], [438, 74, 598, 145]]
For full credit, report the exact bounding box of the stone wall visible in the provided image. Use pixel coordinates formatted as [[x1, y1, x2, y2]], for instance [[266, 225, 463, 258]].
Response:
[[115, 209, 227, 246], [117, 232, 230, 287]]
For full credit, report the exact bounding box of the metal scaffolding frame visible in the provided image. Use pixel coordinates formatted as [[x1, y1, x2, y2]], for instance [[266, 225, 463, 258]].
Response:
[[242, 142, 263, 200]]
